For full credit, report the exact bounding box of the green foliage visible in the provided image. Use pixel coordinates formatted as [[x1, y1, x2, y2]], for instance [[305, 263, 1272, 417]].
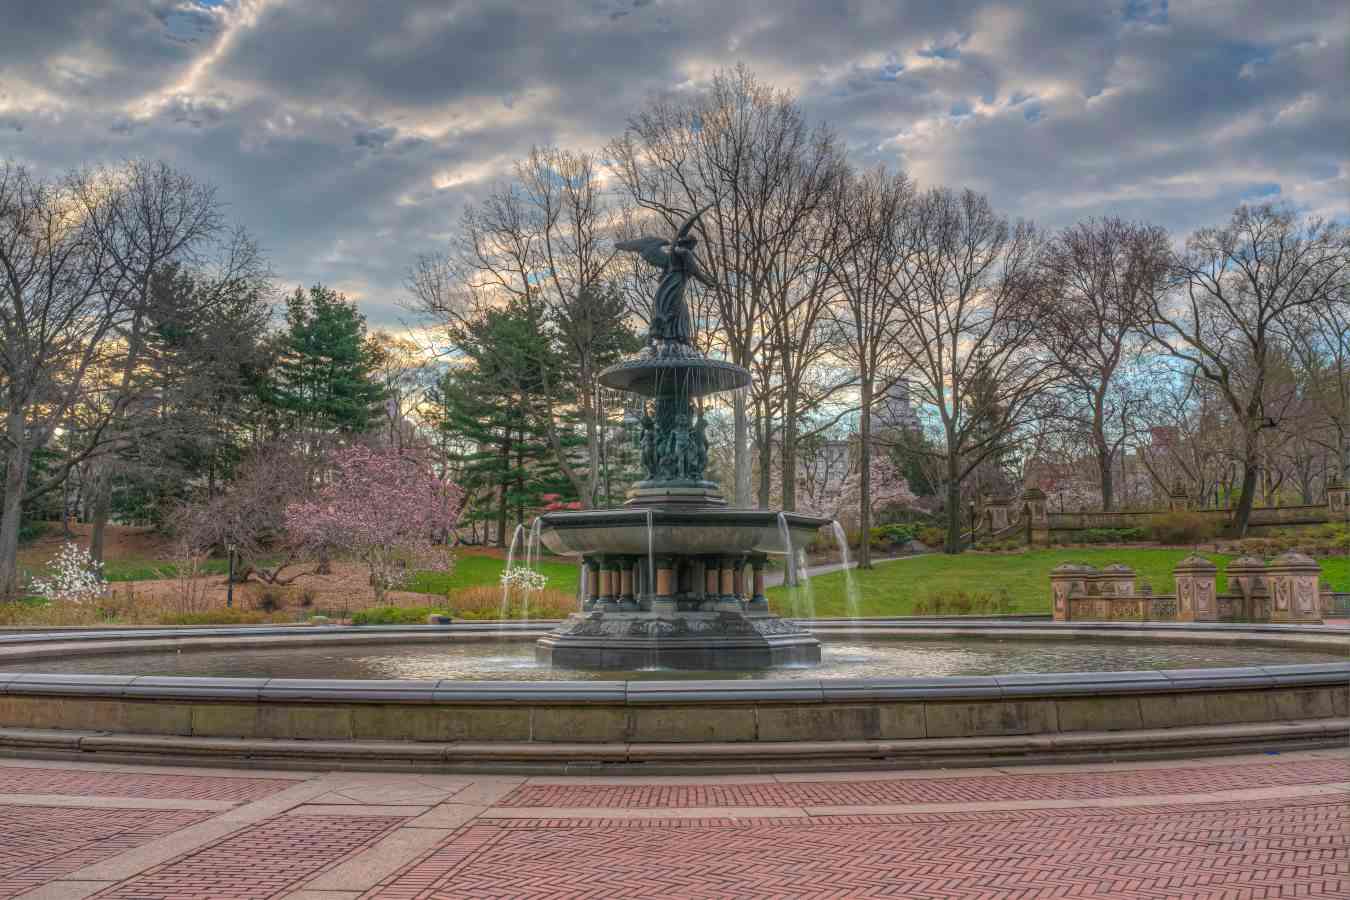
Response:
[[264, 284, 385, 436], [427, 301, 582, 531], [1056, 527, 1148, 545], [1147, 511, 1219, 545], [17, 521, 48, 545], [351, 605, 452, 625], [160, 610, 277, 626], [886, 428, 938, 497], [917, 525, 947, 548], [850, 523, 922, 551]]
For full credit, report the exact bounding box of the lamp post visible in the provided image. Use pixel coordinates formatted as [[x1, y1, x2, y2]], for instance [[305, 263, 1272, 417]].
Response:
[[226, 543, 235, 609]]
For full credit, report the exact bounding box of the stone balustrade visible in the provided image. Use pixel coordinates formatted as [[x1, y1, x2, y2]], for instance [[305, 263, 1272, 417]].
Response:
[[1050, 552, 1337, 624]]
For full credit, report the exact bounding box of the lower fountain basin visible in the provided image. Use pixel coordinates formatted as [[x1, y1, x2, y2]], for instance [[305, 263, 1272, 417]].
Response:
[[535, 611, 821, 670], [536, 508, 829, 557]]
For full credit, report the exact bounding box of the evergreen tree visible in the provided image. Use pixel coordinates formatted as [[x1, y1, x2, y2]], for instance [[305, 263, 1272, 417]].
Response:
[[430, 301, 580, 545], [266, 285, 384, 445]]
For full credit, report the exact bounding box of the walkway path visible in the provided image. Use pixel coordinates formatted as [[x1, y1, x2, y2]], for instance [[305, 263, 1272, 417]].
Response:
[[762, 552, 921, 588], [3, 749, 1345, 898]]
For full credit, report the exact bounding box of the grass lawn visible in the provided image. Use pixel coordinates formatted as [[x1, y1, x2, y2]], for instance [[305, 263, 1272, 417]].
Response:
[[408, 553, 580, 596], [101, 558, 233, 582], [768, 548, 1350, 618]]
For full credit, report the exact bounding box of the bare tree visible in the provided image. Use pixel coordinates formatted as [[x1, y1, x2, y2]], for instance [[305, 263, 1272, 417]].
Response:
[[825, 166, 917, 565], [0, 162, 120, 597], [69, 161, 255, 561], [608, 65, 846, 507], [887, 188, 1056, 553], [1283, 283, 1350, 489], [1146, 203, 1350, 534], [1040, 218, 1170, 510]]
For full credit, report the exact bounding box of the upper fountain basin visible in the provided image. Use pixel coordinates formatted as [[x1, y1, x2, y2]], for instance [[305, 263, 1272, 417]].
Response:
[[537, 508, 830, 557], [598, 352, 751, 398]]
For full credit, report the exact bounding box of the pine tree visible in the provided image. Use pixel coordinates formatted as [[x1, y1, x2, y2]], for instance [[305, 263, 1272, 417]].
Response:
[[266, 285, 384, 446]]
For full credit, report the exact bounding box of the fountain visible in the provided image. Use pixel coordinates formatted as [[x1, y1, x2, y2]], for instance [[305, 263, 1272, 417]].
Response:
[[534, 208, 828, 669]]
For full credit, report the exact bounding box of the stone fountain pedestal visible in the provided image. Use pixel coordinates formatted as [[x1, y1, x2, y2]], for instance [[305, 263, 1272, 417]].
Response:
[[533, 337, 826, 670]]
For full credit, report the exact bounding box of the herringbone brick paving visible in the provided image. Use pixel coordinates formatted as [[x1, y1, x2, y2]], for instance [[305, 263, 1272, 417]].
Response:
[[0, 805, 213, 899], [496, 758, 1350, 808], [0, 763, 301, 802], [366, 795, 1350, 899], [92, 813, 407, 900]]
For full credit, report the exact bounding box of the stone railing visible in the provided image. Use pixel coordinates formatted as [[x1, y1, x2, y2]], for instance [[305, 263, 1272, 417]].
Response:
[[1050, 551, 1336, 624]]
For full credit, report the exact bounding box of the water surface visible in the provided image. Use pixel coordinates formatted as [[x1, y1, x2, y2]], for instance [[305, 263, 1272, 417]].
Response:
[[14, 638, 1343, 680]]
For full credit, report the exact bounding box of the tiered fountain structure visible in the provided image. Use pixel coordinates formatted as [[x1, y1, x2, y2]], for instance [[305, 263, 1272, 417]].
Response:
[[535, 211, 828, 669]]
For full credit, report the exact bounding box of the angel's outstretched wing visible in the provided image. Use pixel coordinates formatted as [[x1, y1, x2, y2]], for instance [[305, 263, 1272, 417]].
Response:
[[615, 236, 671, 270]]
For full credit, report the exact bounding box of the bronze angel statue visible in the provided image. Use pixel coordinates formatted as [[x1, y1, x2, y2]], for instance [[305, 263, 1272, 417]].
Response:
[[617, 205, 714, 347]]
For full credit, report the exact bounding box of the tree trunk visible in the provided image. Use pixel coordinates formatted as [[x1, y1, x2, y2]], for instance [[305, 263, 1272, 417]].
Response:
[[757, 416, 773, 509], [858, 379, 873, 569], [1232, 454, 1260, 538], [733, 389, 751, 507], [88, 468, 112, 564], [495, 437, 510, 548], [780, 388, 798, 512], [944, 470, 962, 555], [0, 434, 32, 599]]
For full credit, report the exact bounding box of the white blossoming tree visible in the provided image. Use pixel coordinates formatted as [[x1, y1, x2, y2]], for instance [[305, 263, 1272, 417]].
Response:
[[29, 543, 108, 605]]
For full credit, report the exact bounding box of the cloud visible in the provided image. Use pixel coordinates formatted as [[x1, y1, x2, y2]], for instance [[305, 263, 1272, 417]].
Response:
[[0, 0, 1345, 327]]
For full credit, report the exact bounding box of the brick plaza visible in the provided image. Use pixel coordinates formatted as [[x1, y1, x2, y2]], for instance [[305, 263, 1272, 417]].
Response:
[[1, 750, 1345, 899]]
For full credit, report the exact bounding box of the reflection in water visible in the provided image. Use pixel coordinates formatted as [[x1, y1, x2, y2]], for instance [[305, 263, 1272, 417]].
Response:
[[15, 638, 1343, 681]]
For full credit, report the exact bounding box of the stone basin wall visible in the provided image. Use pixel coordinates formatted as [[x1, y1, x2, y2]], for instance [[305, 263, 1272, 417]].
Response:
[[0, 624, 1346, 773]]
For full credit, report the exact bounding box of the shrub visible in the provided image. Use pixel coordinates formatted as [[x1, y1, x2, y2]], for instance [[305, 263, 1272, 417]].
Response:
[[1147, 511, 1219, 545], [352, 605, 452, 626], [17, 521, 49, 544], [28, 542, 108, 605], [917, 526, 946, 548], [869, 523, 918, 549], [161, 610, 276, 626]]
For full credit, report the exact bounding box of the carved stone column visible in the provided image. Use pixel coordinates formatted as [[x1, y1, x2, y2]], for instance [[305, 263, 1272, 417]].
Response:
[[584, 557, 600, 610], [1023, 487, 1049, 546], [619, 560, 635, 607], [748, 555, 768, 609], [1226, 555, 1268, 621], [703, 558, 720, 611], [1050, 563, 1093, 621], [987, 494, 1010, 532], [651, 556, 676, 616], [1266, 550, 1322, 623], [597, 557, 616, 610], [1174, 554, 1218, 622], [1327, 475, 1348, 521], [717, 556, 740, 611]]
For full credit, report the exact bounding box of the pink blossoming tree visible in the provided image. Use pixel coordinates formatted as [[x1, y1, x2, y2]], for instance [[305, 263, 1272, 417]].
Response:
[[286, 446, 464, 604]]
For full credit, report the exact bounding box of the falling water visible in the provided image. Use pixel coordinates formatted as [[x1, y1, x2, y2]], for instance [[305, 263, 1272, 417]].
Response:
[[645, 508, 656, 601], [577, 560, 588, 613], [829, 519, 863, 630], [776, 512, 797, 586], [526, 518, 542, 572], [777, 512, 814, 623], [795, 547, 817, 624], [500, 523, 526, 631]]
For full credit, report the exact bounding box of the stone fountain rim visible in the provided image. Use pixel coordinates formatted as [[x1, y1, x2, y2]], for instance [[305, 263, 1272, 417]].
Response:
[[537, 508, 833, 530]]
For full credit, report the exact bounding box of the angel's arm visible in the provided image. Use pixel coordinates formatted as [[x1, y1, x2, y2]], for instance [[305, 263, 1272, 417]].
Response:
[[615, 236, 671, 270], [688, 254, 716, 289]]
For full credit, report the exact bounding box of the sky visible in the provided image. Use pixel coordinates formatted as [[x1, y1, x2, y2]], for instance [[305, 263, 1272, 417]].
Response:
[[2, 0, 1346, 328]]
